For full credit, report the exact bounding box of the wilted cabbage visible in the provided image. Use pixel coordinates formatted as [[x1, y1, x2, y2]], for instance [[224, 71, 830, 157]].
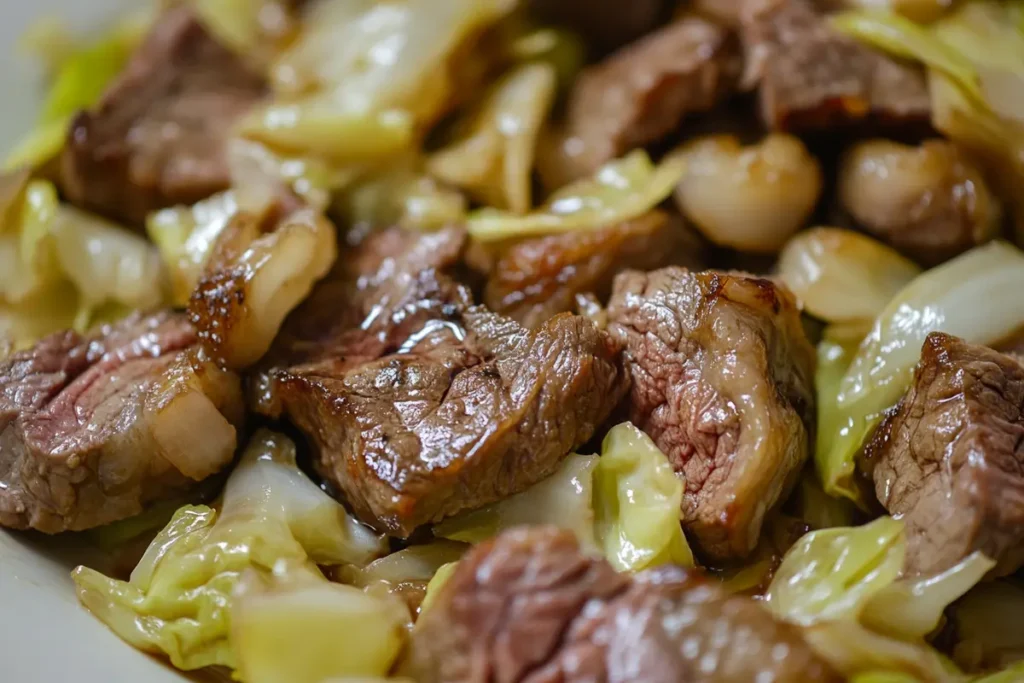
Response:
[[434, 422, 693, 573], [820, 242, 1024, 504], [72, 430, 386, 672], [428, 62, 557, 213], [766, 517, 992, 681], [191, 0, 298, 59], [5, 18, 143, 171], [434, 454, 599, 548], [227, 138, 349, 214], [334, 159, 468, 233], [792, 468, 858, 531], [419, 561, 460, 616], [593, 422, 693, 572], [231, 562, 409, 683], [777, 227, 921, 324], [242, 0, 515, 167], [0, 177, 165, 342], [468, 150, 686, 242], [974, 663, 1024, 683], [833, 3, 1024, 241], [147, 192, 240, 306]]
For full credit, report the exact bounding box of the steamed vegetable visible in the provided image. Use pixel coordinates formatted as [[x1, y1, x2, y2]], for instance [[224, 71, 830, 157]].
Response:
[[766, 517, 992, 681], [428, 62, 557, 213], [231, 563, 409, 683], [72, 430, 386, 672], [593, 422, 693, 572], [4, 19, 144, 171], [777, 227, 922, 324], [820, 242, 1024, 503], [833, 3, 1024, 241], [434, 454, 599, 548], [243, 0, 516, 167], [146, 192, 239, 306], [434, 422, 692, 572], [468, 150, 686, 241]]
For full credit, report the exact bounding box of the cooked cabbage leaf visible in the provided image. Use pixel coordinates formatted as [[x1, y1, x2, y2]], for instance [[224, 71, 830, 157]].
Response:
[[767, 517, 990, 681], [820, 242, 1024, 504], [5, 20, 143, 171], [72, 430, 386, 672], [146, 191, 239, 306], [434, 454, 599, 549], [434, 422, 693, 573], [231, 562, 409, 683], [975, 663, 1024, 683], [428, 62, 557, 213], [419, 561, 460, 616], [467, 150, 686, 242], [948, 581, 1024, 673], [594, 422, 693, 572]]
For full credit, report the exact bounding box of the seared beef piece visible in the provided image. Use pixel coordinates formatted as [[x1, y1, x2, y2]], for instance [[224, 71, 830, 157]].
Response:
[[59, 7, 266, 226], [255, 228, 626, 537], [540, 16, 741, 187], [607, 268, 815, 560], [257, 225, 468, 375], [405, 526, 838, 683], [484, 211, 704, 329], [0, 312, 244, 533], [740, 0, 931, 131], [865, 333, 1024, 577], [527, 0, 668, 56]]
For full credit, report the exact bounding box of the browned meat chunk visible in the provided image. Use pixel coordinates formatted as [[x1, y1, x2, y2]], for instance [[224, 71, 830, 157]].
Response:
[[0, 312, 244, 533], [838, 140, 1002, 267], [59, 7, 266, 226], [607, 268, 815, 560], [405, 526, 838, 683], [740, 0, 931, 131], [865, 333, 1024, 577], [254, 229, 627, 537], [541, 16, 741, 187], [483, 211, 704, 329], [527, 0, 668, 56]]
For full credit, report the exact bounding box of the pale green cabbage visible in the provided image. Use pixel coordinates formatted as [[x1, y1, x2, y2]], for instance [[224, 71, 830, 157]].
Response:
[[146, 191, 239, 306], [72, 430, 386, 672], [434, 422, 693, 573], [428, 62, 557, 213], [467, 150, 686, 242], [593, 422, 693, 572], [766, 517, 992, 681], [819, 242, 1024, 504], [231, 562, 409, 683], [833, 3, 1024, 242], [334, 159, 468, 233], [419, 562, 460, 616], [434, 454, 599, 549], [5, 19, 144, 171], [242, 0, 516, 168]]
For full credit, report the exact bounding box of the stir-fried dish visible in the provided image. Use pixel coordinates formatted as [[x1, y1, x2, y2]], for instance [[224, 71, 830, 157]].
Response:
[[3, 0, 1024, 681]]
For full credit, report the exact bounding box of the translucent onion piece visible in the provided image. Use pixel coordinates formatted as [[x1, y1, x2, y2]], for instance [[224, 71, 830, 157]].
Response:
[[433, 454, 599, 549], [428, 62, 557, 213], [593, 422, 694, 572], [467, 149, 686, 242], [673, 134, 822, 253], [419, 562, 459, 616], [777, 227, 922, 324], [824, 242, 1024, 493], [766, 517, 906, 626]]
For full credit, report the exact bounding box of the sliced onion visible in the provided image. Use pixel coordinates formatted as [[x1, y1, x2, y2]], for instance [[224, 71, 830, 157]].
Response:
[[777, 227, 922, 323]]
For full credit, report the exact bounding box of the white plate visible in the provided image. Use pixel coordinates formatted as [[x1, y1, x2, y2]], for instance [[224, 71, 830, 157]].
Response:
[[0, 2, 192, 680]]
